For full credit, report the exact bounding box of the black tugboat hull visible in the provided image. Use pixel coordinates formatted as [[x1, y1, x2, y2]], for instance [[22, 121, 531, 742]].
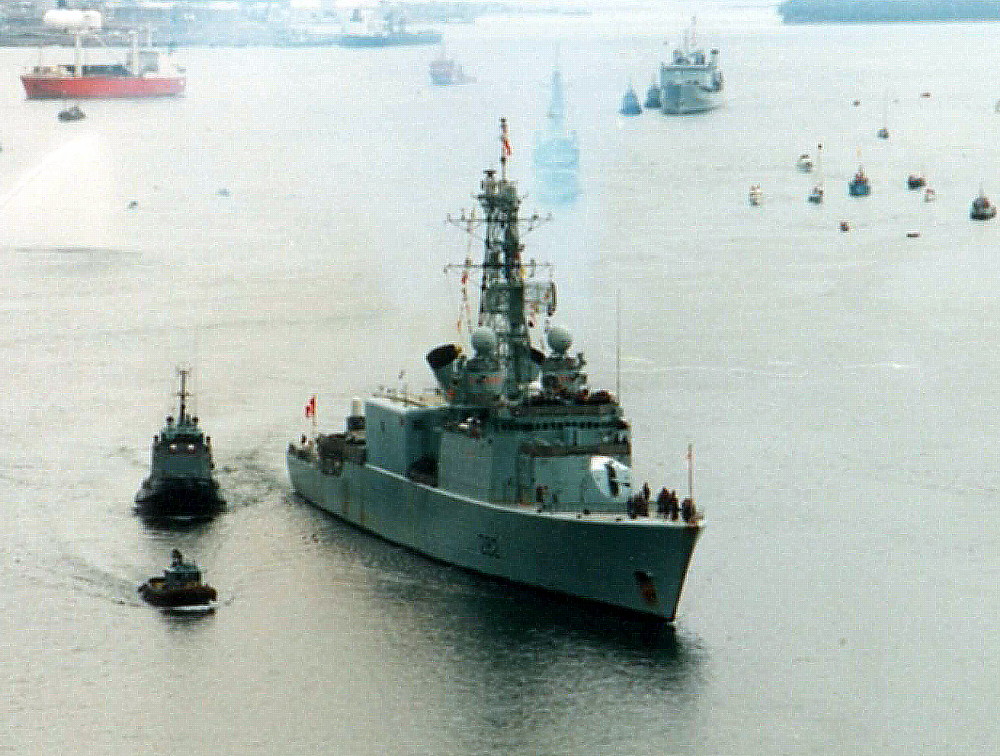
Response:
[[134, 477, 224, 520], [138, 583, 217, 608]]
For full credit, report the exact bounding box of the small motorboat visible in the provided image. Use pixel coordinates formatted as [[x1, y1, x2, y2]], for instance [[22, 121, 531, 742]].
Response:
[[848, 166, 871, 197], [970, 190, 997, 220], [619, 84, 641, 115], [58, 104, 85, 122], [906, 231, 921, 238], [924, 187, 936, 202], [907, 173, 927, 190], [138, 549, 217, 610], [807, 185, 824, 204], [839, 220, 851, 232], [748, 184, 762, 206], [876, 126, 889, 139], [796, 153, 814, 172]]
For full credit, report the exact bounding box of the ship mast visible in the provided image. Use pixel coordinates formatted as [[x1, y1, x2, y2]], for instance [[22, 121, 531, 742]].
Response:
[[475, 118, 539, 400], [177, 367, 190, 422]]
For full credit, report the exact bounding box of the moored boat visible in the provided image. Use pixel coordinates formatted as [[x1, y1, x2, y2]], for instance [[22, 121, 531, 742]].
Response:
[[287, 119, 705, 621], [619, 83, 641, 115], [138, 549, 217, 610], [21, 15, 184, 100], [644, 79, 661, 109], [134, 367, 224, 521], [337, 8, 441, 47]]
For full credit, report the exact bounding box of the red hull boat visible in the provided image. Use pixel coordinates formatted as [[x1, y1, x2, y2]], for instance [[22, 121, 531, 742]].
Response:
[[22, 73, 185, 99]]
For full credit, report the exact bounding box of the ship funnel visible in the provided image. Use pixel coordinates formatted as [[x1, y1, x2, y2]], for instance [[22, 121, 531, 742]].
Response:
[[426, 343, 463, 392]]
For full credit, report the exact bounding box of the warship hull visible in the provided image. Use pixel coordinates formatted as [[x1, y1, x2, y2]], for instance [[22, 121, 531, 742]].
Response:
[[660, 84, 723, 114], [287, 452, 702, 620]]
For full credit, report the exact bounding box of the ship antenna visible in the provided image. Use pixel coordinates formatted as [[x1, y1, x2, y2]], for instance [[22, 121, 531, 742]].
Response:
[[615, 290, 622, 401], [177, 366, 190, 422], [687, 442, 695, 504]]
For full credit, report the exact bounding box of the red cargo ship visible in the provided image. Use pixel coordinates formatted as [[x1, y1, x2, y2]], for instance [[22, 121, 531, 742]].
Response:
[[21, 28, 184, 99]]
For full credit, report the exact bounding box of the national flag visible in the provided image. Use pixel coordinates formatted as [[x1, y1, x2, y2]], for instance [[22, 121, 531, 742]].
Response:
[[305, 395, 316, 418], [501, 119, 512, 157]]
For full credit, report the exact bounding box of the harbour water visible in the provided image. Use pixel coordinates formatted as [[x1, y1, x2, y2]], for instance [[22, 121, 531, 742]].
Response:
[[6, 7, 1000, 753]]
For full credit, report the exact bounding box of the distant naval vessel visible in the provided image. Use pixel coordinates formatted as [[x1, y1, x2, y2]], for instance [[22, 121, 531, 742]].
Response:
[[135, 368, 223, 521], [288, 120, 704, 620], [658, 19, 723, 114]]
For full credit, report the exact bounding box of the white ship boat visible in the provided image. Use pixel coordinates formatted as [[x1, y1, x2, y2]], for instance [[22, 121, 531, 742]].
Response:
[[287, 120, 704, 621]]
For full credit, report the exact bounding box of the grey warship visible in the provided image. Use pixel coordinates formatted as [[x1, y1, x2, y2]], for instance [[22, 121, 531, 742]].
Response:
[[287, 120, 704, 621], [135, 368, 224, 520]]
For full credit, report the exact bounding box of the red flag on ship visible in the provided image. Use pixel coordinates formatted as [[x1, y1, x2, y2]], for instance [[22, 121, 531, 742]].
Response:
[[501, 120, 512, 157], [305, 395, 316, 418]]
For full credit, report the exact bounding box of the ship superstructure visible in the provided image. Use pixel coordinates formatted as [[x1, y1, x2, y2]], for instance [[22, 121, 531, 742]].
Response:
[[287, 120, 703, 620]]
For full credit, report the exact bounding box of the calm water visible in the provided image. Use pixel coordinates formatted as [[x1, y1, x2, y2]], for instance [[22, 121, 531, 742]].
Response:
[[5, 7, 1000, 753]]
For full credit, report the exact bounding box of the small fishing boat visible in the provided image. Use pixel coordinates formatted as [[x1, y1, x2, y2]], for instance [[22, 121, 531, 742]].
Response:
[[924, 187, 936, 202], [848, 166, 870, 197], [619, 84, 641, 115], [970, 190, 997, 220], [876, 126, 889, 139], [840, 220, 851, 232], [57, 103, 85, 121], [796, 153, 814, 172], [748, 184, 762, 206], [138, 549, 217, 610], [907, 173, 926, 189], [808, 186, 824, 204]]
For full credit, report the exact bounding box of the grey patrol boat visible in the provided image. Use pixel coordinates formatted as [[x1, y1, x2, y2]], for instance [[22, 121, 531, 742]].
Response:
[[135, 368, 224, 521], [287, 120, 704, 620]]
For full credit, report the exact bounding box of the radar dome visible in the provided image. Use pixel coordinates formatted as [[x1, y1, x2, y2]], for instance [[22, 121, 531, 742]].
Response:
[[547, 326, 572, 355], [471, 327, 498, 355]]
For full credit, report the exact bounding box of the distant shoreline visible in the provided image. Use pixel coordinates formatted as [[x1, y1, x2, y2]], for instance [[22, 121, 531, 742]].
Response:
[[779, 0, 1000, 23]]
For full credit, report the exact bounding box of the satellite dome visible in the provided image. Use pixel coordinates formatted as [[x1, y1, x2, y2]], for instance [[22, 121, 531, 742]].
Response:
[[547, 326, 573, 355], [471, 327, 498, 355]]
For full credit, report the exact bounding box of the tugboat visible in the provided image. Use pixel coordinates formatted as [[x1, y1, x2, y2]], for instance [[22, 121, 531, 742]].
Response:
[[644, 79, 661, 109], [287, 119, 704, 621], [134, 368, 224, 521], [848, 166, 871, 196], [970, 190, 997, 220], [619, 83, 641, 115], [138, 549, 217, 610]]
